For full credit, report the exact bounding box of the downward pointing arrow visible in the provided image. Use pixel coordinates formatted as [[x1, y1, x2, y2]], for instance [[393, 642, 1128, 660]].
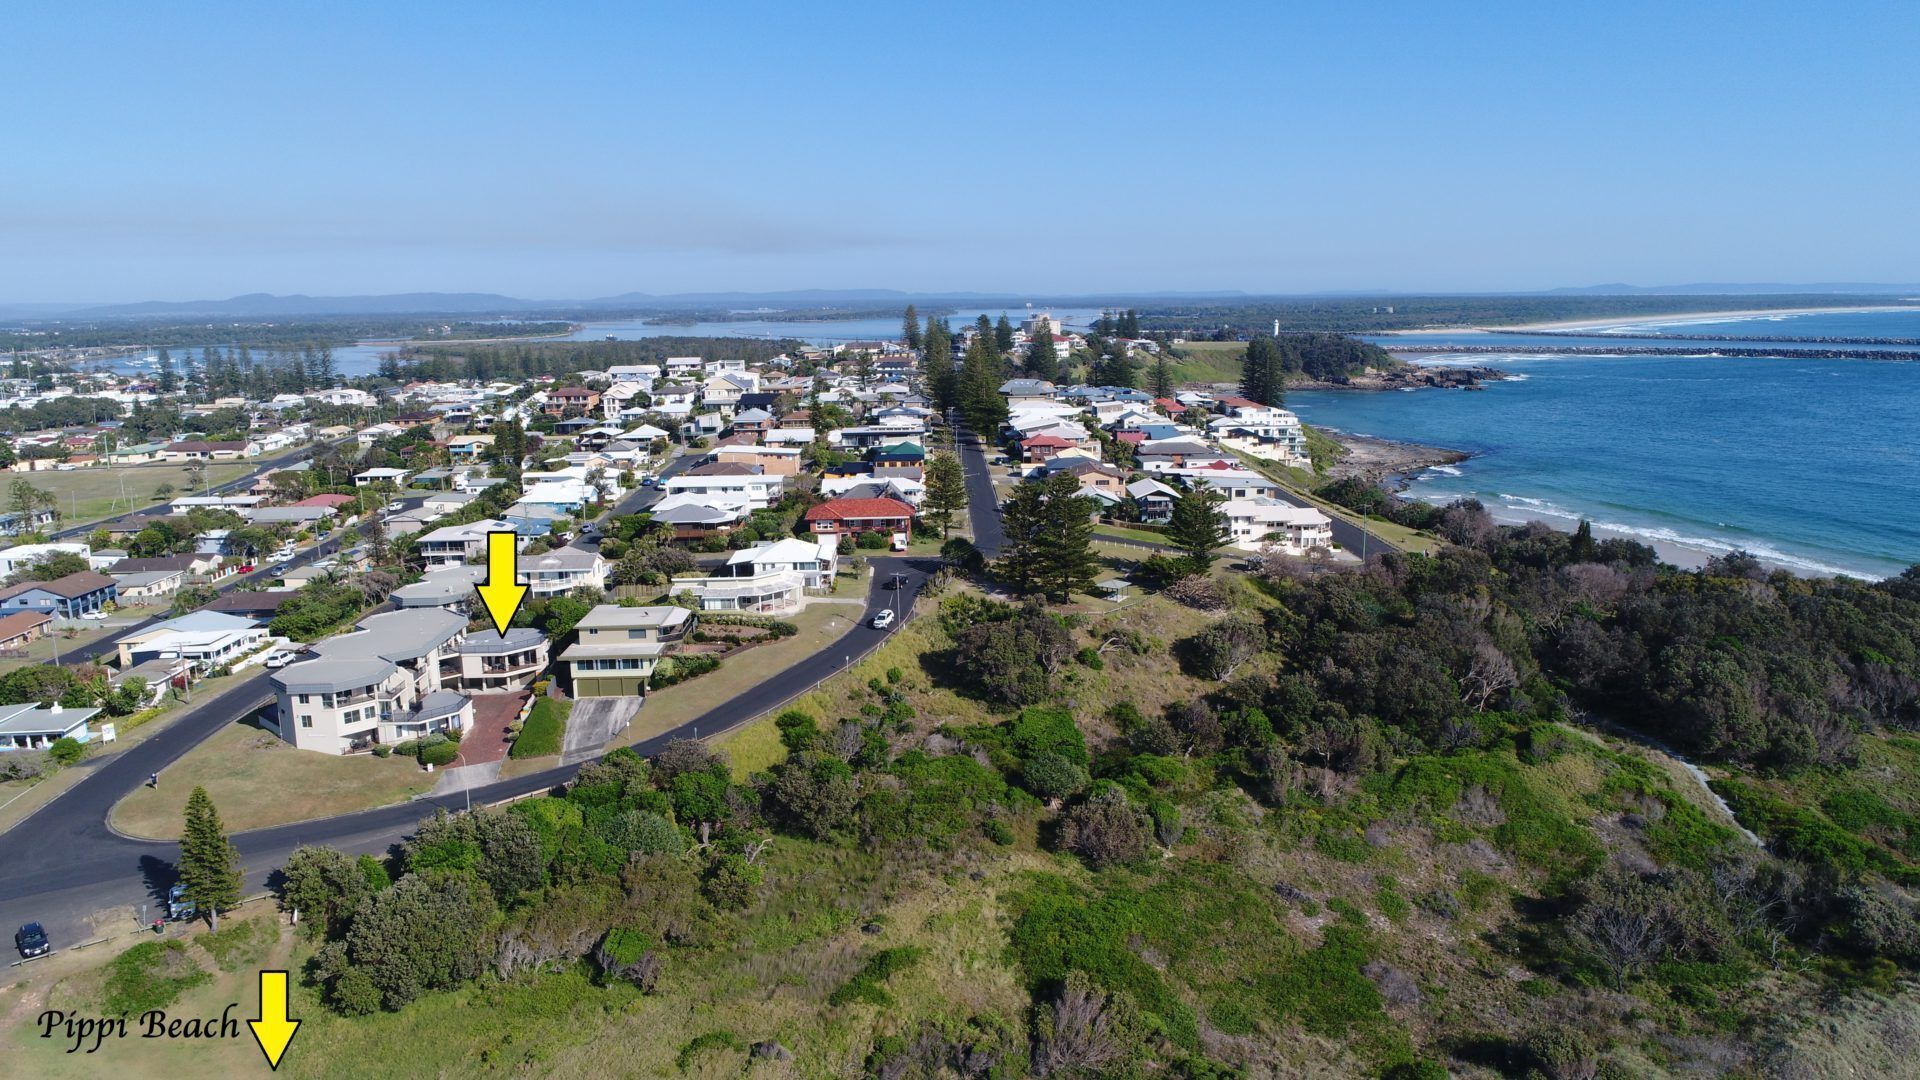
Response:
[[474, 530, 528, 634], [248, 969, 300, 1070]]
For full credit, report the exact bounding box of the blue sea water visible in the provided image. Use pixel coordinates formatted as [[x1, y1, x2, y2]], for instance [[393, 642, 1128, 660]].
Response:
[[1294, 311, 1920, 578]]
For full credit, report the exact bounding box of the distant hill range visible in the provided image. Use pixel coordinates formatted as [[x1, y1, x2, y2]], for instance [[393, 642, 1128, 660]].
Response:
[[4, 283, 1918, 321], [1544, 282, 1920, 296]]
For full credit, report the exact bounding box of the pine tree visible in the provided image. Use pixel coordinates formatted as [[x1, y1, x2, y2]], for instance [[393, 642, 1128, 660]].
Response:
[[1241, 336, 1282, 404], [922, 452, 968, 536], [1034, 472, 1100, 600], [1149, 355, 1174, 399], [156, 348, 177, 394], [1119, 309, 1140, 338], [995, 314, 1015, 353], [1165, 483, 1230, 574], [958, 334, 1008, 434], [975, 314, 994, 347], [1571, 519, 1597, 562], [1027, 326, 1058, 381], [994, 480, 1050, 596], [1099, 341, 1137, 389], [901, 304, 921, 348], [179, 786, 242, 929], [923, 319, 957, 412]]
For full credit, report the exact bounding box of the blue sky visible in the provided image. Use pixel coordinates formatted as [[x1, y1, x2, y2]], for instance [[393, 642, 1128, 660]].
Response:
[[5, 1, 1918, 302]]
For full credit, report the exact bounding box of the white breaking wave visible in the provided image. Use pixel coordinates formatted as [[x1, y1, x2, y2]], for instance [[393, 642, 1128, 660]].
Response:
[[1403, 489, 1882, 580], [1423, 464, 1463, 477]]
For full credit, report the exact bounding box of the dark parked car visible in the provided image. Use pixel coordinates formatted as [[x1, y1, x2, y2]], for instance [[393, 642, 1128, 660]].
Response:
[[167, 884, 197, 922], [15, 922, 49, 958]]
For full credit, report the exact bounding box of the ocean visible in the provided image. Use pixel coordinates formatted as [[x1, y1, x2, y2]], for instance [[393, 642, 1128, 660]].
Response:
[[1291, 309, 1920, 579]]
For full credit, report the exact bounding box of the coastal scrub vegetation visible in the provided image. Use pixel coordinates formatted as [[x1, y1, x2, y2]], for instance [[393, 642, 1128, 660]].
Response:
[[260, 498, 1920, 1075]]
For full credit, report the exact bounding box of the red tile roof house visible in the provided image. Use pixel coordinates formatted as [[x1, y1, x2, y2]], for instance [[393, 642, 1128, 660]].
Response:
[[542, 386, 601, 416], [804, 497, 915, 538], [0, 610, 52, 651], [1019, 435, 1075, 465], [294, 494, 359, 509]]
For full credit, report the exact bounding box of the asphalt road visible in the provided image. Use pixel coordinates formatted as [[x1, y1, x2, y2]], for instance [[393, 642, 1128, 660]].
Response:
[[0, 553, 935, 960], [949, 410, 1006, 557], [59, 530, 353, 667]]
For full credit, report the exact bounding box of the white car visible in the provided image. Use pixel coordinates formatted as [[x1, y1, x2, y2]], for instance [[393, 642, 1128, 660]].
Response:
[[263, 652, 295, 670], [870, 609, 896, 630], [80, 610, 109, 621], [386, 501, 405, 513]]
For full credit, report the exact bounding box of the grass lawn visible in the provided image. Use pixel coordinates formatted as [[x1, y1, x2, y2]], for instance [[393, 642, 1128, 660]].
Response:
[[30, 462, 253, 530], [110, 720, 433, 839], [1093, 522, 1172, 547], [1165, 340, 1247, 385], [611, 605, 859, 751], [1, 901, 299, 1079], [712, 713, 789, 780], [827, 567, 870, 598]]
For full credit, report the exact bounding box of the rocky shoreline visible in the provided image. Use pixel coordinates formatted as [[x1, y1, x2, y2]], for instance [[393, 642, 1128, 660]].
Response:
[[1296, 364, 1509, 392], [1319, 429, 1471, 485]]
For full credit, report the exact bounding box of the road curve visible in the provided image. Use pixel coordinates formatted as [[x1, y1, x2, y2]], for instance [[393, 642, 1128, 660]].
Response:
[[0, 554, 935, 956]]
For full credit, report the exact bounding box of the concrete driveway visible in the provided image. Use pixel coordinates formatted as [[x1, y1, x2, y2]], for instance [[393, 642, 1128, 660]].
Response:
[[561, 696, 642, 764]]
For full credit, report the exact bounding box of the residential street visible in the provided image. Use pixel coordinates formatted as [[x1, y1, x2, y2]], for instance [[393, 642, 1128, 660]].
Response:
[[0, 554, 933, 965]]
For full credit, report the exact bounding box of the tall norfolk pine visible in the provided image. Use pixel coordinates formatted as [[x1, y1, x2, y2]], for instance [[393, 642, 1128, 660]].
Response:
[[179, 785, 242, 929]]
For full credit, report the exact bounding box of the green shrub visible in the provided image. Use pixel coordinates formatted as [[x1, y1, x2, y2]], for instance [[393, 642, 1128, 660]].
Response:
[[675, 1030, 745, 1071], [420, 741, 460, 768], [371, 744, 392, 758], [1008, 705, 1088, 767], [828, 946, 925, 1007], [983, 818, 1015, 845], [511, 699, 569, 759], [47, 736, 84, 765], [103, 940, 210, 1017], [650, 653, 720, 689]]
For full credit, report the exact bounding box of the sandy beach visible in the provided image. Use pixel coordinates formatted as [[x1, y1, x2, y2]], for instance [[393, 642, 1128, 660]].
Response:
[[1372, 303, 1919, 335]]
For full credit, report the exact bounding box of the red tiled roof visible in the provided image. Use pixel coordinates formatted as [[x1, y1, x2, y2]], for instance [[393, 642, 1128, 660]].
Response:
[[293, 494, 357, 508], [1020, 435, 1074, 448], [1116, 430, 1147, 445], [0, 610, 51, 639], [804, 497, 914, 522]]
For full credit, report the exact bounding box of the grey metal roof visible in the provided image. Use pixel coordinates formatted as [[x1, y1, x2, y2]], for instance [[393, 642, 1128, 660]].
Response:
[[308, 608, 466, 664], [410, 690, 469, 723], [559, 640, 665, 661], [0, 703, 99, 736], [575, 605, 691, 631], [270, 657, 395, 695], [458, 628, 546, 654], [390, 565, 486, 607]]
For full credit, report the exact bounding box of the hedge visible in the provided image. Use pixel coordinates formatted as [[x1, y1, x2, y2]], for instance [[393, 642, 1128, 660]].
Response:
[[511, 699, 570, 759], [649, 653, 721, 689]]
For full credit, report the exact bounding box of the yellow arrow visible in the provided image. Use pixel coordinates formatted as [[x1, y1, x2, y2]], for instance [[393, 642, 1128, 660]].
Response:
[[474, 530, 528, 635], [248, 969, 300, 1070]]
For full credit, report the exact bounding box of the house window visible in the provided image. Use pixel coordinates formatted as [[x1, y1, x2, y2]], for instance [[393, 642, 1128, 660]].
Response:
[[300, 716, 312, 728], [298, 694, 310, 704]]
